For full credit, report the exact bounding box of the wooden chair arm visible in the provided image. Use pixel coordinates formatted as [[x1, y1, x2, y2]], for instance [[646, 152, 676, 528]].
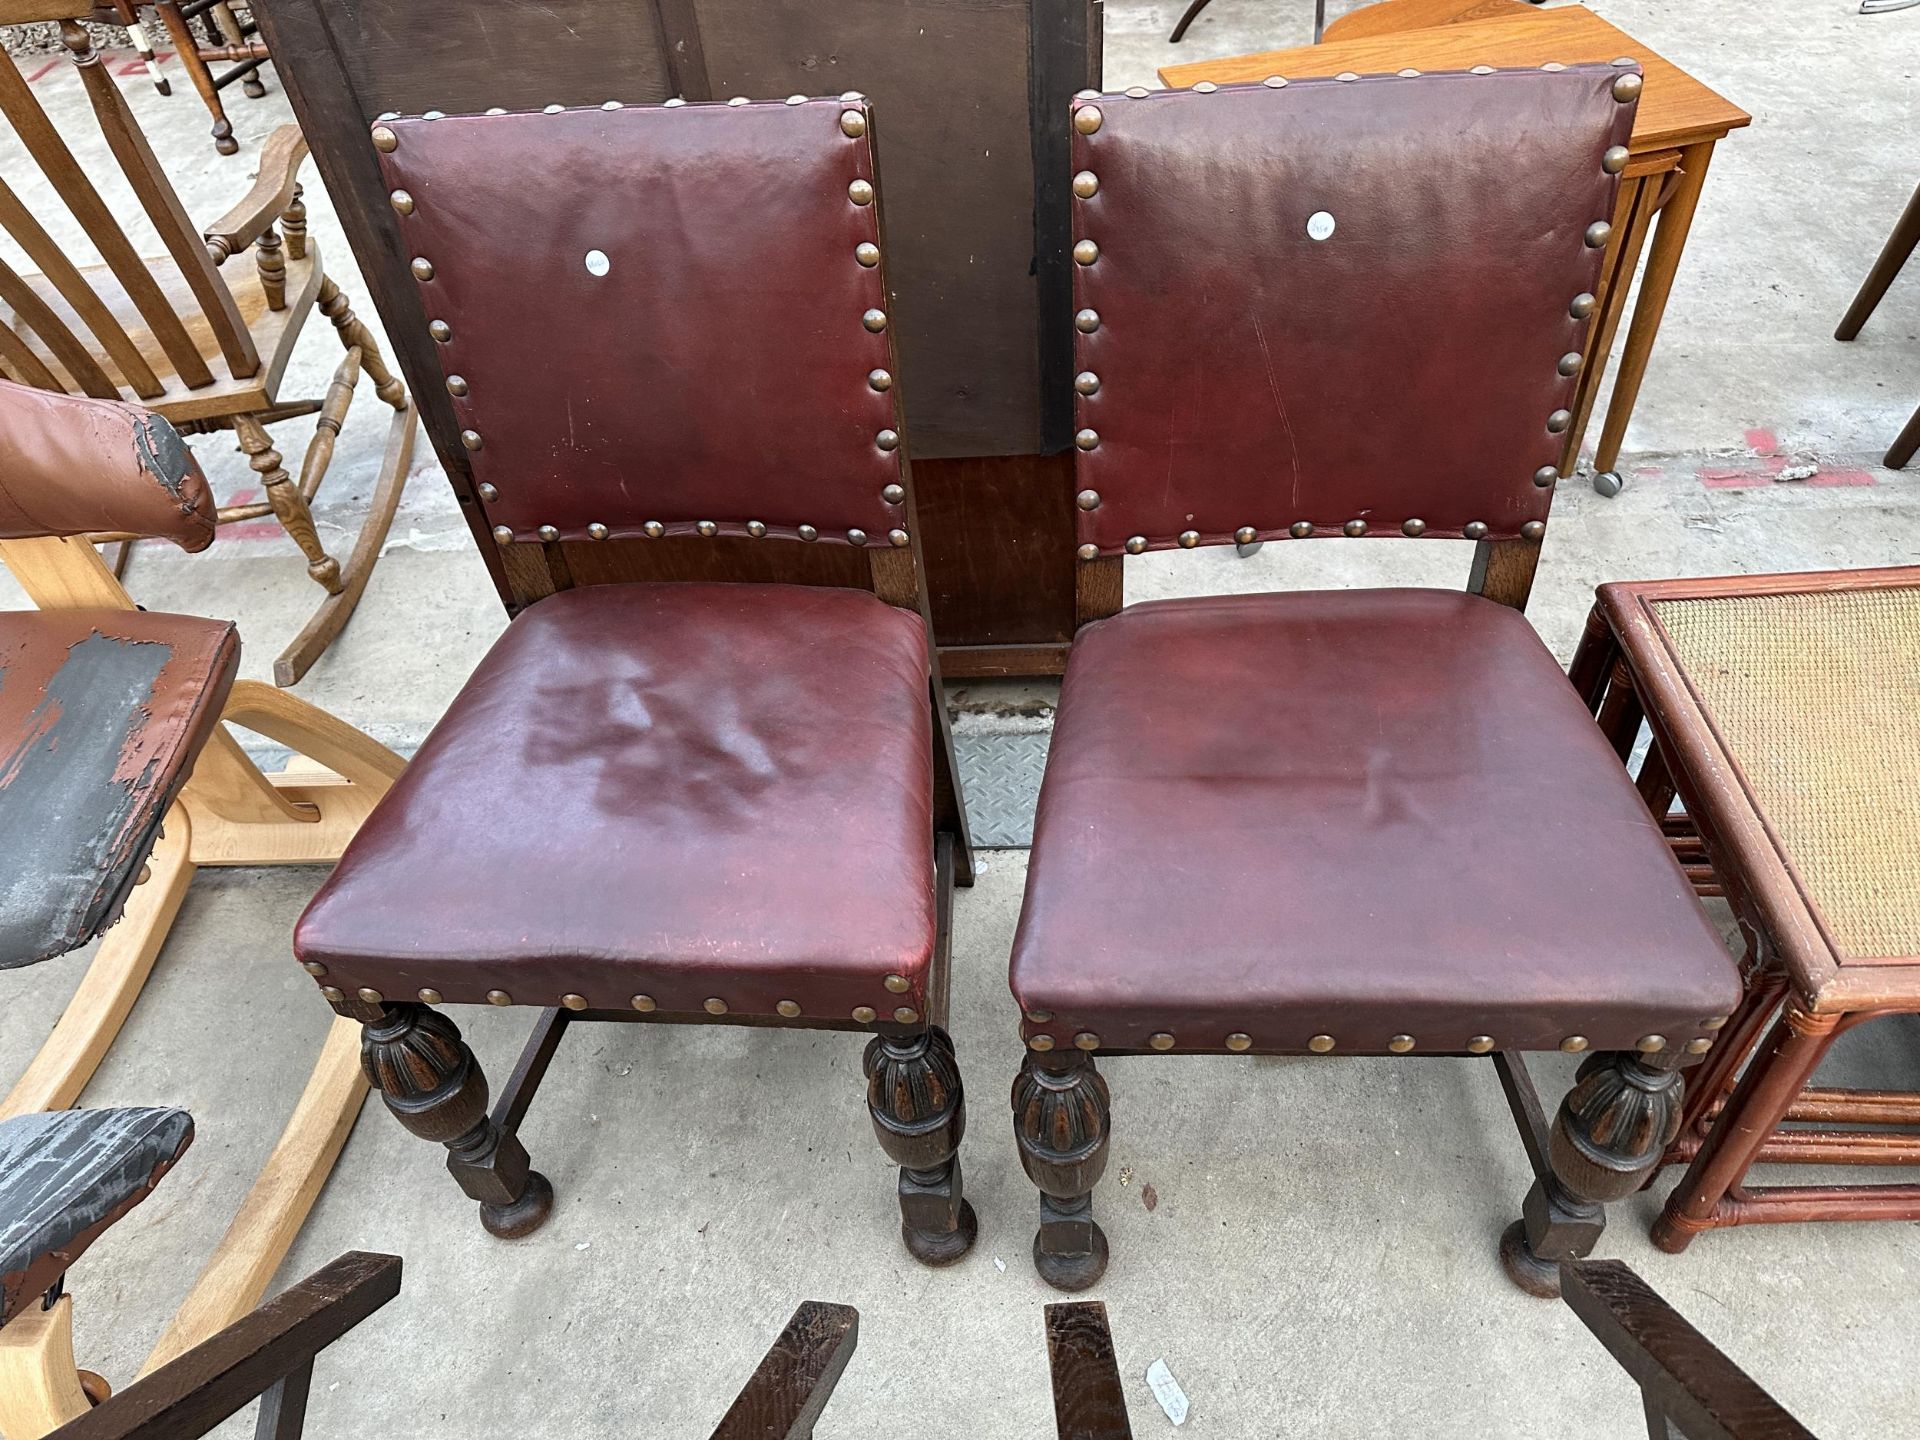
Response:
[[202, 125, 309, 263]]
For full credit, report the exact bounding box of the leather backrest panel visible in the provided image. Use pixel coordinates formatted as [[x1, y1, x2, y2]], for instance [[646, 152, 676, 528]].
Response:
[[1069, 66, 1636, 554], [0, 381, 214, 548], [376, 98, 909, 548]]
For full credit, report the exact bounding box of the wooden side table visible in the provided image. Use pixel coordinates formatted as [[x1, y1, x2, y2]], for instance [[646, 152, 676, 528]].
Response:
[[1160, 2, 1748, 497], [1575, 568, 1920, 1248]]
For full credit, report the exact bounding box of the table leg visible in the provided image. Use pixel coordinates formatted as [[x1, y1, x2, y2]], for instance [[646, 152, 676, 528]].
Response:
[[1592, 141, 1717, 479]]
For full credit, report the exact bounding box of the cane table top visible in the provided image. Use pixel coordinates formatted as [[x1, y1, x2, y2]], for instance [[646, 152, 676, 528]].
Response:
[[1599, 569, 1920, 1011]]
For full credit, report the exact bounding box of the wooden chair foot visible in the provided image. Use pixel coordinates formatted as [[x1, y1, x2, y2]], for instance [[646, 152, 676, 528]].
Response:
[[1013, 1049, 1111, 1292], [212, 118, 238, 155], [865, 1028, 977, 1266], [481, 1168, 555, 1239], [1498, 1217, 1565, 1298]]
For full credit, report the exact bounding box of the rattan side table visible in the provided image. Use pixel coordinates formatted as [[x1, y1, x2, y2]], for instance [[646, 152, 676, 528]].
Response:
[[1576, 567, 1920, 1249]]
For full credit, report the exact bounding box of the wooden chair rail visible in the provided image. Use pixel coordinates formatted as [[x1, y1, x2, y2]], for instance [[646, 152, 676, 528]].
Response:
[[45, 1252, 401, 1440], [708, 1302, 859, 1440], [1561, 1260, 1817, 1440]]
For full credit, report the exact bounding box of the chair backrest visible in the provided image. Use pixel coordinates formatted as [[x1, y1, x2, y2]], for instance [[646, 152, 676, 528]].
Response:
[[0, 379, 215, 547], [1068, 65, 1637, 608], [374, 97, 911, 559], [0, 11, 255, 401]]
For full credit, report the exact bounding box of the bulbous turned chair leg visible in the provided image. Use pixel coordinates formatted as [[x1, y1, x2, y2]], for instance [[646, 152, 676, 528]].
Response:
[[1501, 1049, 1685, 1298], [358, 1002, 554, 1239], [865, 1027, 978, 1265], [1013, 1049, 1112, 1292]]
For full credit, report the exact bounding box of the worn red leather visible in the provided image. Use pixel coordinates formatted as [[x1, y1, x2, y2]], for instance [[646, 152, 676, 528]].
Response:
[[0, 608, 239, 967], [1010, 590, 1740, 1055], [1069, 67, 1635, 552], [0, 380, 215, 548], [295, 583, 938, 1020], [375, 98, 910, 547]]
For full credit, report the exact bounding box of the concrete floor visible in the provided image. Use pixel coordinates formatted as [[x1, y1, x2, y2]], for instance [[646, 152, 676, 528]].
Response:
[[6, 2, 1920, 1435]]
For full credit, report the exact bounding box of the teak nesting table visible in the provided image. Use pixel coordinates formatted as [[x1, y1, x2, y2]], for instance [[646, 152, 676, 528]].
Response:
[[1160, 0, 1749, 498], [1575, 568, 1920, 1245]]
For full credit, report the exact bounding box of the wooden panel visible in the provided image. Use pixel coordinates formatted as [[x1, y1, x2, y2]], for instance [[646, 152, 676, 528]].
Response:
[[1160, 7, 1750, 154], [914, 453, 1077, 647]]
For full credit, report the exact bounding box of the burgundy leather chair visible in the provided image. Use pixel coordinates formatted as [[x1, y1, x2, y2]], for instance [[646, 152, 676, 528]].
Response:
[[1007, 66, 1743, 1293], [292, 96, 978, 1264]]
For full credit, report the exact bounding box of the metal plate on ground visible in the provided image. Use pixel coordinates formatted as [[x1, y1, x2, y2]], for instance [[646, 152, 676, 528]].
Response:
[[954, 730, 1050, 848]]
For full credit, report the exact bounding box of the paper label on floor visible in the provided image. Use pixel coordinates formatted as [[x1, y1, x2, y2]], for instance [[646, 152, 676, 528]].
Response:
[[1146, 1358, 1189, 1425]]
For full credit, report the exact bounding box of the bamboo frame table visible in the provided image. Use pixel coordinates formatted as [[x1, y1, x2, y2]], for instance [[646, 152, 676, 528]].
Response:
[[1159, 0, 1748, 497], [1575, 567, 1920, 1248]]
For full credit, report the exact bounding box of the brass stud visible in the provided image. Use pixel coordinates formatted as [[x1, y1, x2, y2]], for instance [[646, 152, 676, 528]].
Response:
[[429, 320, 451, 342], [371, 125, 397, 151], [562, 993, 588, 1011], [644, 520, 665, 538], [1560, 1035, 1589, 1053], [390, 189, 414, 215], [1028, 1033, 1055, 1051], [1178, 529, 1199, 548], [786, 94, 807, 105], [1336, 70, 1361, 81], [302, 960, 328, 976], [663, 98, 686, 108], [746, 520, 767, 538], [421, 110, 445, 119], [882, 483, 905, 504], [888, 528, 910, 547], [696, 519, 718, 537], [1533, 466, 1558, 488], [1636, 1034, 1668, 1054], [1149, 1032, 1176, 1050], [1585, 221, 1612, 249], [1521, 520, 1547, 541], [1225, 1032, 1252, 1051], [1075, 428, 1099, 451], [727, 96, 750, 107], [840, 109, 867, 137], [1685, 1037, 1714, 1055], [855, 242, 880, 267], [862, 308, 888, 332], [487, 989, 513, 1006], [1236, 525, 1257, 544], [882, 973, 910, 993], [1466, 1035, 1495, 1054], [543, 103, 564, 114], [1402, 518, 1426, 537], [1547, 409, 1572, 432], [445, 374, 468, 396], [1702, 1015, 1729, 1030], [1571, 292, 1597, 319], [1265, 74, 1290, 87], [320, 985, 345, 1002], [1388, 1034, 1416, 1053], [1125, 85, 1150, 99], [704, 997, 728, 1015], [1612, 72, 1643, 103], [841, 91, 867, 103], [1396, 68, 1420, 78], [1469, 64, 1495, 76], [1074, 88, 1099, 100], [799, 524, 819, 541], [849, 528, 869, 546], [894, 1007, 920, 1024], [853, 1005, 878, 1023], [1074, 105, 1103, 135], [1290, 520, 1313, 539], [1077, 543, 1100, 561], [1027, 1009, 1053, 1023], [491, 525, 513, 544], [411, 257, 434, 281], [1464, 520, 1489, 540], [1193, 80, 1218, 93], [1611, 55, 1636, 66], [603, 100, 624, 110], [1308, 1034, 1336, 1054], [1074, 239, 1099, 266], [1074, 308, 1101, 333], [875, 430, 900, 451], [1541, 61, 1566, 72], [136, 864, 150, 885], [484, 106, 506, 115], [849, 179, 874, 205], [868, 368, 892, 391], [534, 524, 559, 542], [357, 986, 383, 1004], [1061, 1031, 1095, 1052], [461, 429, 483, 451], [1602, 144, 1630, 174], [1344, 518, 1367, 537], [631, 994, 656, 1012], [1074, 370, 1101, 395], [777, 1000, 802, 1018], [1124, 535, 1147, 554], [587, 521, 609, 540], [1558, 352, 1584, 376], [1072, 170, 1099, 199]]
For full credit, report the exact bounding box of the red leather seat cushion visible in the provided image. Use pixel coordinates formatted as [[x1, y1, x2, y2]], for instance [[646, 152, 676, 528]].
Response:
[[295, 583, 937, 1022], [1010, 590, 1741, 1056], [0, 609, 238, 968]]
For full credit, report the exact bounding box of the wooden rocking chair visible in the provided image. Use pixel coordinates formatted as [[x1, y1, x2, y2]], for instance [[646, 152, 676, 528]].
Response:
[[0, 5, 415, 686]]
